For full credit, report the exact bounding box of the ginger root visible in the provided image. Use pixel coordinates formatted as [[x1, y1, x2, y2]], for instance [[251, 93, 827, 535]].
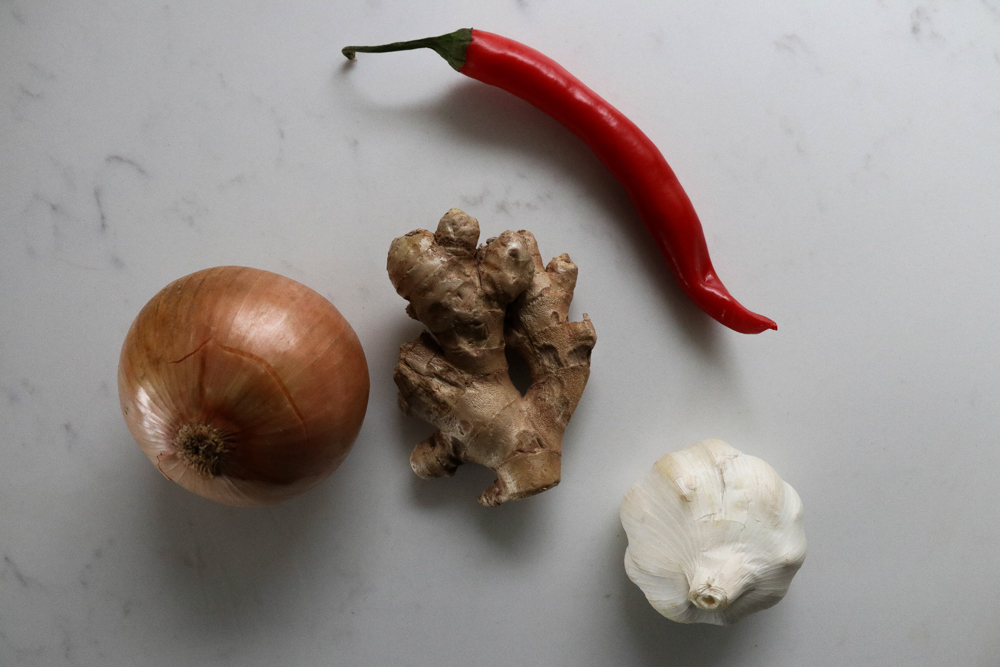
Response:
[[387, 209, 597, 506]]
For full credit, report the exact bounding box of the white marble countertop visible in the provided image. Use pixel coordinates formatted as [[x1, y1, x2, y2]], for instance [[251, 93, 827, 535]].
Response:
[[3, 2, 999, 665]]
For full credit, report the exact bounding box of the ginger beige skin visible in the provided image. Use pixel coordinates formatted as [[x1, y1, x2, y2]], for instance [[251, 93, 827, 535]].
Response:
[[388, 209, 597, 506]]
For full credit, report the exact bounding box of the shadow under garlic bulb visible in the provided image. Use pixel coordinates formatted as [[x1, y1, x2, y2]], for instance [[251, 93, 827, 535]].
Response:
[[118, 266, 369, 506]]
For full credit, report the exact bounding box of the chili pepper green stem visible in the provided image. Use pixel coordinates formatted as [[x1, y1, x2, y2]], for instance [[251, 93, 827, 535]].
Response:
[[342, 28, 473, 72]]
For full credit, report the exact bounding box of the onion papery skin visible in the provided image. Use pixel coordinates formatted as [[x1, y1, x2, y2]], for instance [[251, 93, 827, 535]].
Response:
[[118, 266, 370, 506]]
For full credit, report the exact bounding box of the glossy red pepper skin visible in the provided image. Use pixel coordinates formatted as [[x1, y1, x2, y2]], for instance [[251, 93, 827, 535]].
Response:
[[344, 29, 776, 334]]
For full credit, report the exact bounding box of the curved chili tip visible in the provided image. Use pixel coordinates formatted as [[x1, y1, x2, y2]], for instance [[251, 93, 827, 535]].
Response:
[[739, 314, 777, 334], [716, 305, 778, 335], [685, 275, 776, 334]]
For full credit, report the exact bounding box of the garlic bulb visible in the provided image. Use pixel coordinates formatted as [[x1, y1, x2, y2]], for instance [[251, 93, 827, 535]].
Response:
[[118, 266, 369, 506], [620, 439, 806, 625]]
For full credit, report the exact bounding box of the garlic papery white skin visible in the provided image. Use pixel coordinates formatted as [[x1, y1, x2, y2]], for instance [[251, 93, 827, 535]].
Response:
[[620, 439, 806, 625]]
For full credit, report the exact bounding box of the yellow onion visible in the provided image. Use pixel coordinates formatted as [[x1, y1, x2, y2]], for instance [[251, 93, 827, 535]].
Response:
[[118, 266, 369, 506]]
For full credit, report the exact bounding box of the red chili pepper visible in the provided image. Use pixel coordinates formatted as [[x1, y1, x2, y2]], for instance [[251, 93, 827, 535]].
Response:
[[343, 29, 777, 334]]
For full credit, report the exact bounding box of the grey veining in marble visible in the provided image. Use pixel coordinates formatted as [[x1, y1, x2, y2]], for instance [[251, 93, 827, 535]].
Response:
[[2, 1, 1000, 665]]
